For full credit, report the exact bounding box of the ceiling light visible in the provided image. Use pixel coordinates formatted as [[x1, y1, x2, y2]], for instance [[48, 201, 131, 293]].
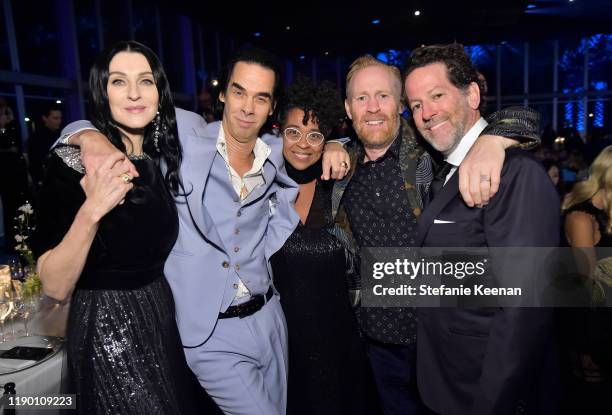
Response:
[[414, 10, 421, 16], [286, 26, 291, 30], [254, 32, 261, 37], [24, 117, 30, 122], [589, 113, 594, 117], [56, 99, 62, 104], [371, 19, 381, 25]]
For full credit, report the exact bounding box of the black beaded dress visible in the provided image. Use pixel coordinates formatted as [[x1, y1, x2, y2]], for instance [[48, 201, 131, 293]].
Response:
[[32, 148, 196, 415], [271, 163, 375, 415]]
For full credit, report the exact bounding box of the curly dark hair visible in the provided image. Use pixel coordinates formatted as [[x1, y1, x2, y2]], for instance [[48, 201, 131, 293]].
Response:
[[279, 77, 344, 139], [403, 43, 487, 112]]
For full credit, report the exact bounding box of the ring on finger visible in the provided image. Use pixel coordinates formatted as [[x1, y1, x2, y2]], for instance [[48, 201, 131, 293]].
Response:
[[120, 173, 133, 184], [479, 174, 490, 183], [340, 161, 349, 169]]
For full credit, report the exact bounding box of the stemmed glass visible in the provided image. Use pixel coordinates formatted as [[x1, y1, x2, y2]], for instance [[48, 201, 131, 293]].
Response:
[[0, 281, 14, 342], [12, 280, 36, 337]]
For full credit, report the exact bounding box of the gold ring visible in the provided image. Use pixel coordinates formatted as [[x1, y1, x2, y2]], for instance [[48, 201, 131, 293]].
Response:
[[120, 173, 133, 184], [340, 161, 349, 169]]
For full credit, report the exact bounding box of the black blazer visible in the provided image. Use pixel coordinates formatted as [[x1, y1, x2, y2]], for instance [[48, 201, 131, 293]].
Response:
[[416, 149, 560, 415]]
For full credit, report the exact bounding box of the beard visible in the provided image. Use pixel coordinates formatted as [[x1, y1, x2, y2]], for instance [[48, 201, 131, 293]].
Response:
[[419, 111, 470, 156], [355, 115, 400, 149]]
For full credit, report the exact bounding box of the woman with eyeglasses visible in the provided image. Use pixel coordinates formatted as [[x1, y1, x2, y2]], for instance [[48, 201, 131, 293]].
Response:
[[270, 77, 375, 415]]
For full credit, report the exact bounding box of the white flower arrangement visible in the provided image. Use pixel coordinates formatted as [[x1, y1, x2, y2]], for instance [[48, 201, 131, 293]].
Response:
[[13, 202, 41, 297]]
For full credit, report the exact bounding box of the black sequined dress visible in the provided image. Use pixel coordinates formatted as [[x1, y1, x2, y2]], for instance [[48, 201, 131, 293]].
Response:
[[271, 179, 373, 415], [32, 149, 196, 415]]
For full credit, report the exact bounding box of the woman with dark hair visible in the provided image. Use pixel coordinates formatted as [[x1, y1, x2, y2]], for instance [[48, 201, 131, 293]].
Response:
[[32, 41, 196, 414], [271, 77, 376, 414]]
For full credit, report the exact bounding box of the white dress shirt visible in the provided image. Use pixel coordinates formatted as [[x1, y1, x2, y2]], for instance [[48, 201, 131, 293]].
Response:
[[443, 117, 488, 185]]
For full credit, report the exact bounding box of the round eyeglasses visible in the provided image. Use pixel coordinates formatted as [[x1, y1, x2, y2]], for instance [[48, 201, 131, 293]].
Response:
[[282, 127, 325, 146]]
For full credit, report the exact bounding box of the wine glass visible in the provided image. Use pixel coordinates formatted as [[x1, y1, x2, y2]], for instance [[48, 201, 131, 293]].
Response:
[[0, 282, 14, 342], [11, 280, 34, 337]]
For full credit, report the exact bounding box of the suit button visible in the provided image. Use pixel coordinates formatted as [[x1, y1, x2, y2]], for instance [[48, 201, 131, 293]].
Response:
[[234, 228, 240, 235], [234, 246, 240, 252], [237, 210, 242, 217], [222, 261, 229, 268], [235, 264, 240, 271], [233, 283, 238, 289]]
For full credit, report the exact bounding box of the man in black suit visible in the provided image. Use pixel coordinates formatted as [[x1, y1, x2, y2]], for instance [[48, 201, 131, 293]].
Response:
[[403, 44, 560, 415]]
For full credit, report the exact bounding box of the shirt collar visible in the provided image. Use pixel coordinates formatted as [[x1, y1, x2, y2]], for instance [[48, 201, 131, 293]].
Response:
[[445, 117, 488, 167], [216, 123, 271, 174]]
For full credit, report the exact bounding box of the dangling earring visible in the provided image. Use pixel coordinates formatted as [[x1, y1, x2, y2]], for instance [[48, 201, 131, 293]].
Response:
[[152, 111, 161, 153]]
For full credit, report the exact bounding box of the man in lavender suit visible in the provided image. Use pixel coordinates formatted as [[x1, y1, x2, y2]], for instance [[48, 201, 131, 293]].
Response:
[[59, 49, 337, 415]]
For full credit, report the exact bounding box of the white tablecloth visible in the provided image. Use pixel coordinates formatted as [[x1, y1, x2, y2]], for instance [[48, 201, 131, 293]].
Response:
[[0, 298, 68, 414]]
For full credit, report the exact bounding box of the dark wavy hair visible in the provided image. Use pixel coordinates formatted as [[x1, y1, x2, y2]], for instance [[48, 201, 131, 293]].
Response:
[[280, 77, 344, 139], [88, 40, 182, 195], [403, 43, 487, 112]]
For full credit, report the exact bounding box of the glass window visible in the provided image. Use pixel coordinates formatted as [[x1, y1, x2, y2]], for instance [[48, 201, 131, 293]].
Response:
[[529, 41, 554, 94], [160, 10, 184, 92], [465, 44, 498, 97], [557, 96, 585, 133], [22, 85, 67, 135], [75, 0, 100, 81], [558, 38, 585, 97], [500, 42, 525, 96], [586, 96, 610, 134], [0, 4, 11, 70], [101, 0, 130, 46], [586, 34, 612, 93], [12, 0, 63, 76]]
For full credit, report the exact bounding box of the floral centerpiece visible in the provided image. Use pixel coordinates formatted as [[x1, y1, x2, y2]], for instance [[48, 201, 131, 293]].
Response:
[[13, 202, 41, 298]]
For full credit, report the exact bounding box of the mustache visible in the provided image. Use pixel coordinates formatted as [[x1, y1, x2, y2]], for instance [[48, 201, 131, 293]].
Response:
[[422, 117, 448, 129]]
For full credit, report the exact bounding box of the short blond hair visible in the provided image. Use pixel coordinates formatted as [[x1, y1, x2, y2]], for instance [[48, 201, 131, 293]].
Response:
[[345, 55, 402, 99]]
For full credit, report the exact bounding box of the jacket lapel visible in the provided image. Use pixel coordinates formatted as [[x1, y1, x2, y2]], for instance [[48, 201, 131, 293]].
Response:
[[180, 124, 226, 252], [416, 172, 460, 246]]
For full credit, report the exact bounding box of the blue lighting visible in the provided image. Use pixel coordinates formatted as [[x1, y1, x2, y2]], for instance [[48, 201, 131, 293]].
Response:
[[527, 4, 536, 9], [299, 55, 305, 61], [575, 88, 585, 133], [371, 19, 381, 25], [593, 81, 606, 128], [376, 52, 388, 63], [254, 32, 261, 37], [563, 89, 573, 129], [593, 81, 607, 91]]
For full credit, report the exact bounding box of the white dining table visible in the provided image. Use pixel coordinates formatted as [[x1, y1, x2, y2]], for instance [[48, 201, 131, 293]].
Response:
[[0, 297, 69, 415]]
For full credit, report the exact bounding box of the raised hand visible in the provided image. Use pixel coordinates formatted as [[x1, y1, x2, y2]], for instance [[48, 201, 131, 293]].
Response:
[[80, 152, 134, 223]]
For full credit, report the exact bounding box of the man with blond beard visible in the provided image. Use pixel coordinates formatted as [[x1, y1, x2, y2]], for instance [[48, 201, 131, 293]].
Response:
[[332, 55, 540, 414]]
